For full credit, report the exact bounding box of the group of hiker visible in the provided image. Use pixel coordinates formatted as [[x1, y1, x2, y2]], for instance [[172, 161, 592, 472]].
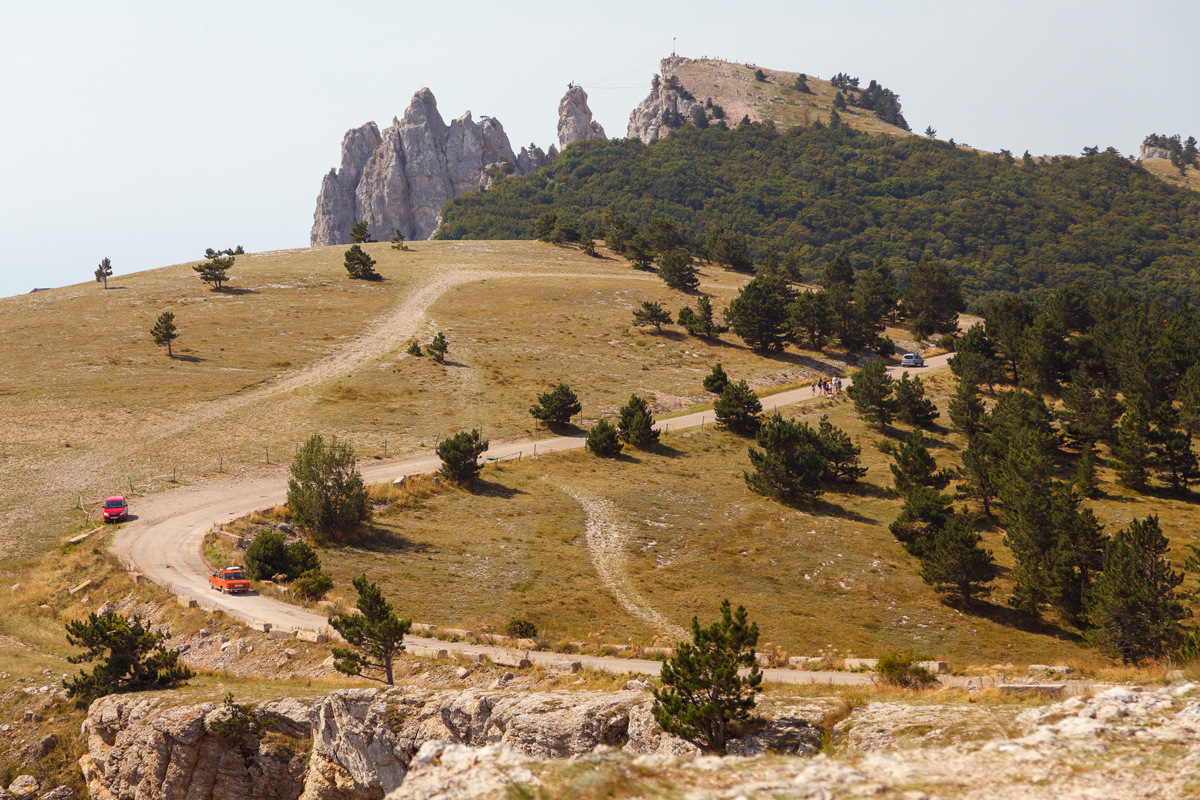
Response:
[[812, 376, 843, 396]]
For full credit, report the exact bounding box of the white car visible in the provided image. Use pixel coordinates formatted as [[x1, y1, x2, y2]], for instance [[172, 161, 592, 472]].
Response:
[[901, 353, 925, 367]]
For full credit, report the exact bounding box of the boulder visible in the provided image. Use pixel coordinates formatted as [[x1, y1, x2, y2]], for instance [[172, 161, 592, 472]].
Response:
[[8, 776, 38, 800]]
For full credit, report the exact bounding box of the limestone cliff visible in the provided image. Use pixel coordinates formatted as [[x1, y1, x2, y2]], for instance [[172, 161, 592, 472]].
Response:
[[627, 57, 705, 144], [557, 85, 606, 149], [311, 89, 524, 246]]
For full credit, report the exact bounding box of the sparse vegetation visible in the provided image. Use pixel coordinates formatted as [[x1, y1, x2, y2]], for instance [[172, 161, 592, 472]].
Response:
[[63, 612, 194, 707]]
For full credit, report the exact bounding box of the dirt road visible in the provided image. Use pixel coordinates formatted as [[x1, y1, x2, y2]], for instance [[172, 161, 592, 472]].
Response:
[[114, 352, 950, 684]]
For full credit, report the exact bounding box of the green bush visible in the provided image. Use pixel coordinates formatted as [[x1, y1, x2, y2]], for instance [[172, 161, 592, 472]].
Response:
[[292, 569, 334, 601], [504, 618, 538, 639], [244, 531, 322, 581], [586, 419, 623, 458], [875, 650, 938, 689]]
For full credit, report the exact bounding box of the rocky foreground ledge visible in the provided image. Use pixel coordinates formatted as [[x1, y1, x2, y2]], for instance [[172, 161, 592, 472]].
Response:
[[77, 682, 1200, 799]]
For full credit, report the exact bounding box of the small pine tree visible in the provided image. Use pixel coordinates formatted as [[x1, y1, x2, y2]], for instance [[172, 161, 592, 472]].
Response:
[[1073, 440, 1101, 498], [659, 247, 700, 291], [580, 223, 598, 257], [887, 429, 950, 495], [390, 229, 408, 250], [744, 413, 826, 505], [794, 74, 812, 94], [816, 415, 867, 484], [889, 485, 953, 557], [529, 383, 582, 427], [534, 212, 559, 242], [194, 254, 234, 290], [94, 256, 113, 289], [632, 301, 673, 332], [344, 244, 381, 280], [955, 433, 1000, 517], [678, 295, 728, 338], [787, 290, 835, 349], [1086, 516, 1187, 663], [1153, 412, 1200, 493], [329, 575, 411, 685], [918, 513, 998, 605], [895, 373, 939, 428], [351, 220, 374, 243], [703, 363, 730, 395], [753, 68, 767, 82], [63, 613, 194, 707], [586, 419, 623, 458], [151, 311, 178, 357], [436, 429, 488, 484], [427, 331, 448, 364], [652, 600, 762, 754], [714, 380, 763, 436], [1113, 397, 1154, 491], [617, 394, 660, 449], [406, 341, 422, 357], [846, 359, 898, 428], [948, 379, 987, 438]]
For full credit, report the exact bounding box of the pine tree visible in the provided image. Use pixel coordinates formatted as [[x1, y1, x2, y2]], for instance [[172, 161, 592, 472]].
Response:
[[855, 258, 898, 324], [94, 256, 113, 289], [903, 259, 964, 336], [887, 429, 950, 495], [1177, 363, 1200, 437], [787, 291, 835, 349], [63, 613, 194, 707], [948, 379, 987, 438], [427, 331, 448, 364], [586, 419, 623, 458], [998, 428, 1059, 615], [1154, 411, 1200, 493], [1073, 441, 1101, 499], [194, 254, 234, 290], [652, 600, 762, 754], [989, 390, 1059, 461], [745, 413, 826, 504], [1086, 516, 1187, 663], [889, 485, 953, 557], [151, 311, 178, 357], [350, 220, 374, 243], [714, 380, 762, 436], [659, 247, 699, 291], [846, 359, 897, 428], [529, 383, 582, 427], [618, 394, 660, 449], [390, 229, 408, 250], [435, 429, 488, 484], [580, 223, 598, 257], [918, 513, 998, 605], [955, 433, 1000, 517], [703, 363, 730, 395], [632, 301, 673, 332], [344, 244, 381, 280], [895, 373, 939, 428], [816, 415, 867, 484], [329, 576, 411, 685], [725, 274, 795, 352], [822, 249, 855, 288], [1058, 368, 1106, 447], [1113, 396, 1153, 490], [1044, 486, 1107, 623], [678, 295, 728, 338]]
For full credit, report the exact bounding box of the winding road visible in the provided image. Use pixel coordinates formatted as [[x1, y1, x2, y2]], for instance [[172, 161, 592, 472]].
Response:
[[113, 335, 950, 685]]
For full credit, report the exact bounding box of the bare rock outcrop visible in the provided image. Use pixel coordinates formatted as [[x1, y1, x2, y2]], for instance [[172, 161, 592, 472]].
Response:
[[1140, 142, 1173, 161], [80, 694, 313, 800], [556, 86, 605, 149], [384, 741, 535, 800], [627, 57, 705, 144], [311, 90, 525, 247]]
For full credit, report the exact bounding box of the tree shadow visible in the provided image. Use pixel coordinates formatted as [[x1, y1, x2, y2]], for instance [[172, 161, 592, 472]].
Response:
[[960, 600, 1083, 642], [806, 497, 878, 524], [217, 287, 258, 296], [173, 354, 206, 363], [837, 481, 892, 501], [647, 441, 685, 459], [342, 526, 431, 555], [471, 479, 527, 499]]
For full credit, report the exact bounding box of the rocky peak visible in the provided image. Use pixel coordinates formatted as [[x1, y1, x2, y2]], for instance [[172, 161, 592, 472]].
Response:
[[627, 57, 705, 144], [311, 89, 528, 247], [557, 85, 606, 149], [1139, 142, 1172, 161]]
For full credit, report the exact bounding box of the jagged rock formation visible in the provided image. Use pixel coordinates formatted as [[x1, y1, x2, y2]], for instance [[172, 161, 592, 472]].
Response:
[[1140, 142, 1172, 160], [311, 89, 527, 247], [557, 85, 606, 149], [627, 57, 704, 144]]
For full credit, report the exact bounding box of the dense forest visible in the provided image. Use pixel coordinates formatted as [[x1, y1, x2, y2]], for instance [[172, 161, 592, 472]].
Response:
[[438, 121, 1200, 305]]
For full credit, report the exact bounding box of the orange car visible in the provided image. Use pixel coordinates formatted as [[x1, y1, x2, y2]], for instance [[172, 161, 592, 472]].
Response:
[[209, 567, 251, 594]]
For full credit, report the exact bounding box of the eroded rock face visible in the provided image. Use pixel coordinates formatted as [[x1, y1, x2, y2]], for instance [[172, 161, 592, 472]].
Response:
[[80, 694, 312, 800], [557, 86, 606, 149], [384, 741, 535, 800], [311, 89, 524, 246], [1140, 142, 1173, 161], [627, 57, 705, 144]]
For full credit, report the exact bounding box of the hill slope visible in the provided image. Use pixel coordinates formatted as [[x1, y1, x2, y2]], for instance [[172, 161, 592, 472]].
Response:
[[439, 122, 1200, 304]]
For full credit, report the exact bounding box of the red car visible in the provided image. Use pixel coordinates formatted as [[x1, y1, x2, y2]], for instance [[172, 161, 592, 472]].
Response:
[[102, 496, 128, 523], [210, 567, 251, 594]]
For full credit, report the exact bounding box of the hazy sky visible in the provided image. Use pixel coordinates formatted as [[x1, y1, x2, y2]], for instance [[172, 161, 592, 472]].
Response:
[[2, 0, 1197, 299]]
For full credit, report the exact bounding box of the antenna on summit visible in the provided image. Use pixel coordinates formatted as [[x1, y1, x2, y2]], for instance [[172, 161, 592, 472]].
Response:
[[672, 36, 676, 56]]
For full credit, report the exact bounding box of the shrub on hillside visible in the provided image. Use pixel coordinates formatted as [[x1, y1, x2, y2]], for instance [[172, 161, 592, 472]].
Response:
[[875, 650, 938, 689]]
